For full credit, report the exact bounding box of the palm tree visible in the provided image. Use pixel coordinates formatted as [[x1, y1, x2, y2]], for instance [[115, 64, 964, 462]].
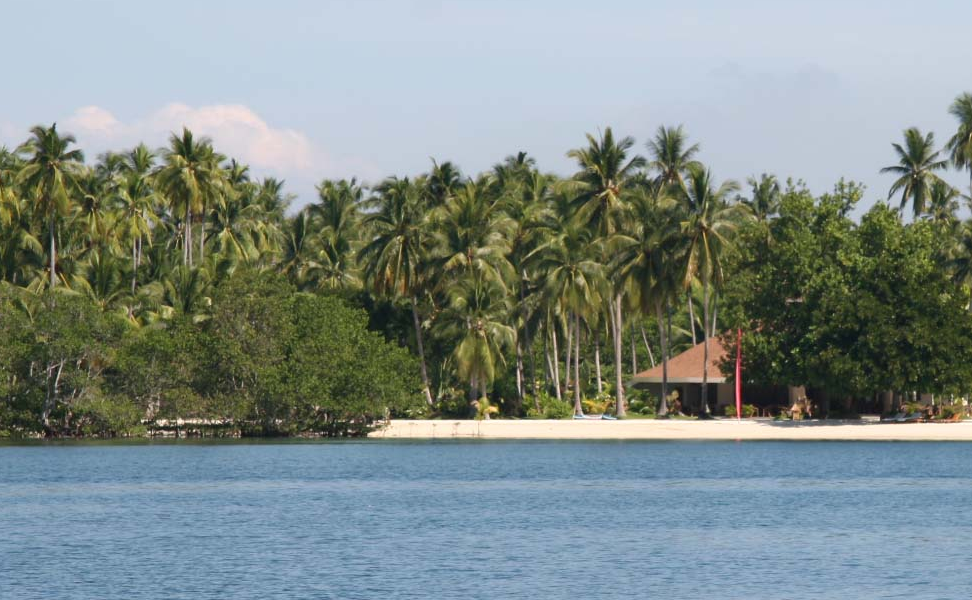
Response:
[[679, 164, 742, 417], [156, 128, 225, 266], [925, 180, 961, 228], [567, 127, 645, 416], [359, 176, 435, 406], [310, 179, 362, 290], [16, 124, 84, 289], [647, 125, 701, 190], [948, 220, 972, 311], [279, 209, 315, 287], [946, 92, 972, 196], [116, 167, 159, 293], [611, 187, 682, 416], [425, 160, 464, 208], [439, 274, 515, 412], [880, 127, 948, 218], [161, 265, 212, 323], [430, 177, 515, 287], [527, 221, 605, 414], [566, 128, 646, 237], [743, 173, 781, 223]]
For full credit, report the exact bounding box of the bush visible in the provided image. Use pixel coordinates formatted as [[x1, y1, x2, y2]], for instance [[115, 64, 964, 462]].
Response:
[[525, 392, 573, 419], [628, 390, 657, 416], [725, 403, 758, 418]]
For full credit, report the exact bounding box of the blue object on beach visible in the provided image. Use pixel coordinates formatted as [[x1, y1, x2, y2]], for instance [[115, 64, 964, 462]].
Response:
[[601, 414, 617, 420]]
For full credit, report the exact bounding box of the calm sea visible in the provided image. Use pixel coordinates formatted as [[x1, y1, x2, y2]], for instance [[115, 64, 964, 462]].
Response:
[[1, 440, 970, 599]]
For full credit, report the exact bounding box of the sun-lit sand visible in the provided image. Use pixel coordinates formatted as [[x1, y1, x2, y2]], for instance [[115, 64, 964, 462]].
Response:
[[369, 419, 972, 441]]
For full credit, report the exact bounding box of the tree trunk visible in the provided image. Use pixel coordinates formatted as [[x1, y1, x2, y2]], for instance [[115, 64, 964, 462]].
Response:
[[551, 325, 562, 401], [630, 324, 637, 375], [519, 270, 537, 400], [49, 218, 57, 289], [515, 340, 524, 404], [199, 209, 205, 263], [711, 295, 719, 338], [594, 329, 603, 394], [132, 238, 138, 294], [687, 293, 697, 346], [563, 317, 573, 398], [185, 205, 192, 266], [410, 297, 434, 406], [640, 324, 656, 367], [655, 302, 668, 417], [613, 295, 626, 417], [573, 313, 583, 415], [700, 277, 711, 417]]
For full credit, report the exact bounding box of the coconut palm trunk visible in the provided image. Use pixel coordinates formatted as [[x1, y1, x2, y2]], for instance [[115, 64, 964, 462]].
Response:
[[563, 318, 573, 397], [184, 206, 192, 266], [48, 217, 56, 289], [687, 294, 698, 345], [594, 329, 603, 394], [411, 297, 434, 406], [132, 238, 138, 294], [700, 277, 711, 417], [630, 324, 637, 375], [613, 295, 626, 416], [655, 302, 669, 417], [573, 313, 582, 415], [515, 341, 524, 403], [550, 324, 562, 401], [640, 324, 656, 367]]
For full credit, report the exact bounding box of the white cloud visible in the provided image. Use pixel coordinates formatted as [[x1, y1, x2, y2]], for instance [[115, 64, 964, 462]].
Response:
[[59, 103, 380, 209]]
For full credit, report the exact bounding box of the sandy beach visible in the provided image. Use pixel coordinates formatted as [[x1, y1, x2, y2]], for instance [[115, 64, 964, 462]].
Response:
[[369, 418, 972, 441]]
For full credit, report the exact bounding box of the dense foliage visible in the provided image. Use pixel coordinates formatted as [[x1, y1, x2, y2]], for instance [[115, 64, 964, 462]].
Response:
[[3, 91, 972, 433]]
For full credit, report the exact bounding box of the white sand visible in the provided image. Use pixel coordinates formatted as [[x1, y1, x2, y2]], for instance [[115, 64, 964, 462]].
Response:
[[369, 418, 972, 441]]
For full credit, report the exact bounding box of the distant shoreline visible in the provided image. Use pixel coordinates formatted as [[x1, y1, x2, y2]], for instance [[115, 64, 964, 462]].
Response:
[[369, 419, 972, 441]]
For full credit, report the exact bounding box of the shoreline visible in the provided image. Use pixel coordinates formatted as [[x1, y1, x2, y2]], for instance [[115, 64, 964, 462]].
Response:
[[369, 418, 972, 441]]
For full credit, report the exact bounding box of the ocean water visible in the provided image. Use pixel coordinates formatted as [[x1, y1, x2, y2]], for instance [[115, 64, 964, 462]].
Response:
[[1, 440, 971, 600]]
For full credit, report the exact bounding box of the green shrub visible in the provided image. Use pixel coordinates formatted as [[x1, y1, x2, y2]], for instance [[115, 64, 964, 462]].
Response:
[[525, 392, 573, 419], [725, 403, 758, 418]]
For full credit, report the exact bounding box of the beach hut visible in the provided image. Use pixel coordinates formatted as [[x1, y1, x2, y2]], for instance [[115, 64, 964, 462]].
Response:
[[630, 339, 733, 415], [630, 339, 788, 415]]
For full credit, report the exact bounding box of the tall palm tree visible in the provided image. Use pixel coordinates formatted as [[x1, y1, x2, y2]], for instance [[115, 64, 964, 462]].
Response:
[[880, 127, 948, 218], [425, 160, 464, 208], [567, 127, 645, 416], [946, 92, 972, 196], [925, 180, 961, 228], [527, 222, 605, 414], [116, 166, 159, 293], [743, 173, 781, 223], [679, 164, 742, 417], [430, 177, 515, 287], [310, 178, 362, 290], [16, 124, 84, 290], [566, 127, 646, 237], [359, 176, 435, 406], [156, 128, 225, 266], [647, 125, 701, 191], [611, 187, 682, 416]]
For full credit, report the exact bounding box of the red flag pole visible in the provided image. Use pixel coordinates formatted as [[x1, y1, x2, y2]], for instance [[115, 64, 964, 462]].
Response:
[[735, 328, 743, 420]]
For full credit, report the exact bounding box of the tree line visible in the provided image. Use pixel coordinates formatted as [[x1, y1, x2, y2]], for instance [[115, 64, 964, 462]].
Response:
[[2, 92, 972, 435]]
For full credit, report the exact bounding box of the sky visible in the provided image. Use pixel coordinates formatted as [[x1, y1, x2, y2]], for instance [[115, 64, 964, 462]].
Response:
[[2, 0, 972, 214]]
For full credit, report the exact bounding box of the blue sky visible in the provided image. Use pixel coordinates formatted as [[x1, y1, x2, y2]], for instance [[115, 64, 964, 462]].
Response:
[[3, 0, 972, 212]]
